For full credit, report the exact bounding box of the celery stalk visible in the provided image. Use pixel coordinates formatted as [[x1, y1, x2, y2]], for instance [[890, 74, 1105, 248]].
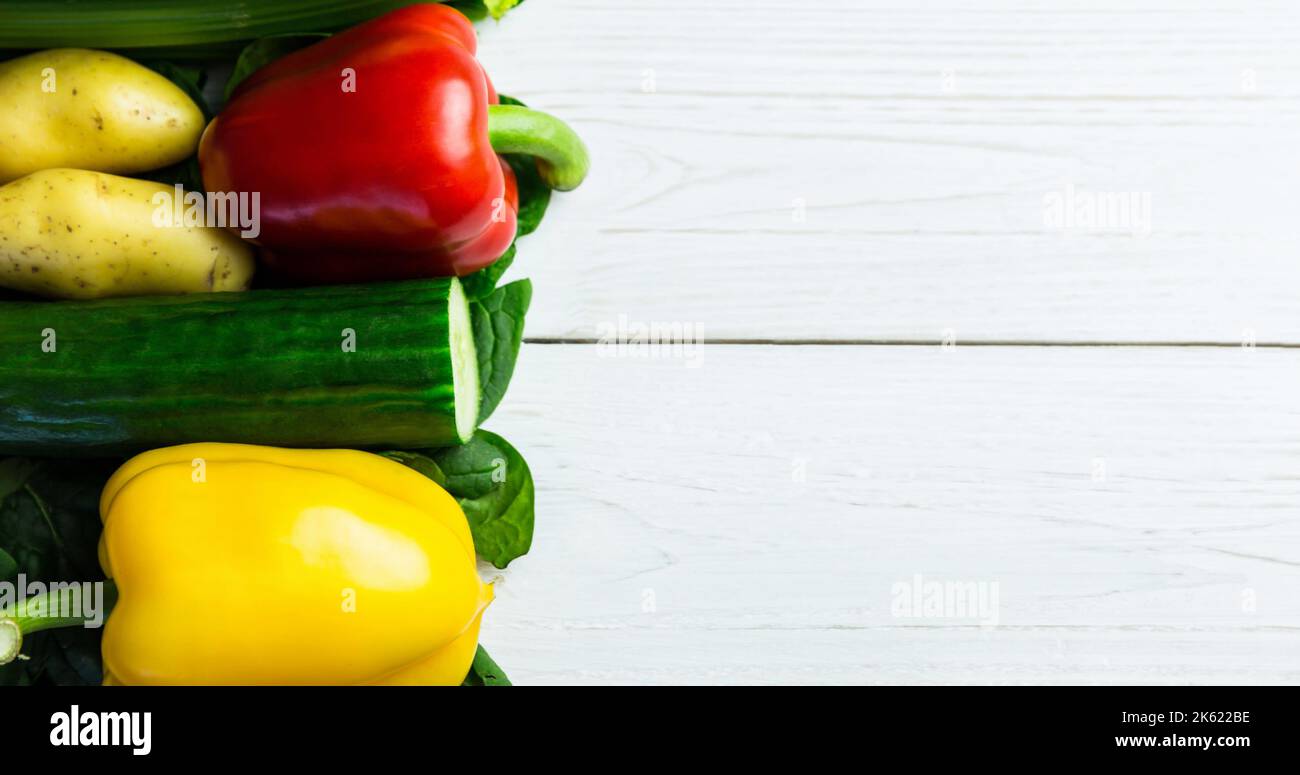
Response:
[[0, 1, 497, 59]]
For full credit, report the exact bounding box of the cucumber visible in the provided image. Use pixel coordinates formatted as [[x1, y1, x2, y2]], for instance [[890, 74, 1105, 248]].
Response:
[[0, 278, 480, 456]]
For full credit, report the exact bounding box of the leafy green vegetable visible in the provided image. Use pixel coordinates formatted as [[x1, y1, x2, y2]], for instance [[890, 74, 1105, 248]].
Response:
[[509, 155, 552, 237], [0, 458, 115, 686], [0, 478, 62, 584], [447, 1, 489, 21], [0, 661, 33, 686], [381, 450, 448, 489], [0, 547, 16, 582], [485, 0, 523, 20], [435, 430, 534, 567], [450, 0, 524, 22], [0, 458, 38, 501], [384, 429, 535, 568], [225, 33, 330, 100], [141, 156, 205, 193], [461, 244, 515, 301], [473, 279, 532, 424], [0, 460, 113, 587], [462, 644, 511, 686], [42, 628, 104, 686]]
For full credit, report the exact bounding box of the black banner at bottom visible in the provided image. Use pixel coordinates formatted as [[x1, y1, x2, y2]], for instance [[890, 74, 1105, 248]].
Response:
[[0, 686, 1284, 762]]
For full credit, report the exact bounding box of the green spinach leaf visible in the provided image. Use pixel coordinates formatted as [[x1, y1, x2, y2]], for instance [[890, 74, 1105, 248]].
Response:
[[509, 153, 552, 237], [42, 628, 104, 686], [451, 0, 524, 22], [462, 644, 511, 686], [433, 429, 534, 568], [0, 460, 113, 586], [380, 450, 448, 489], [0, 458, 115, 685], [225, 34, 331, 100], [0, 458, 38, 501], [448, 1, 489, 21], [484, 0, 523, 20], [384, 429, 535, 568], [460, 244, 515, 301], [0, 478, 63, 584], [0, 547, 16, 581], [141, 156, 205, 193], [473, 279, 531, 424]]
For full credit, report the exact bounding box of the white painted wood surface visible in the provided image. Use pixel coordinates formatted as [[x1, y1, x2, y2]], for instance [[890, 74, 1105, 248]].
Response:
[[482, 345, 1300, 684], [472, 1, 1300, 683], [478, 0, 1300, 344]]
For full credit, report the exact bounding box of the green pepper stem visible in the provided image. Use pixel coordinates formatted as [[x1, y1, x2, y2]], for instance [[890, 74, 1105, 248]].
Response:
[[487, 104, 590, 191], [0, 580, 117, 666]]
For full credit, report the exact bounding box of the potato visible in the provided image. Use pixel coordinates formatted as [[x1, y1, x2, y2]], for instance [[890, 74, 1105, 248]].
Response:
[[0, 169, 255, 299], [0, 49, 204, 184]]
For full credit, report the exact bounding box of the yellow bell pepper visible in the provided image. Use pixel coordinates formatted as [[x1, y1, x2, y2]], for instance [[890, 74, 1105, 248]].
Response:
[[96, 443, 492, 685]]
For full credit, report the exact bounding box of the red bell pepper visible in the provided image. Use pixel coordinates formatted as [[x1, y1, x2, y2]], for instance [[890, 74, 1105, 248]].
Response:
[[198, 4, 588, 283]]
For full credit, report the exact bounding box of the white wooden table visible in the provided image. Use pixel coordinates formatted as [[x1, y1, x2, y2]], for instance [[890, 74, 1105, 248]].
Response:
[[473, 0, 1300, 684]]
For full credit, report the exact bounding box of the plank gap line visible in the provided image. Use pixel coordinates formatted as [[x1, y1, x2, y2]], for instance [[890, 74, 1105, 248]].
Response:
[[524, 338, 1300, 349]]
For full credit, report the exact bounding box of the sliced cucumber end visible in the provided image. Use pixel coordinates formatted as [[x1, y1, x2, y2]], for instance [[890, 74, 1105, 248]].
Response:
[[448, 277, 480, 443]]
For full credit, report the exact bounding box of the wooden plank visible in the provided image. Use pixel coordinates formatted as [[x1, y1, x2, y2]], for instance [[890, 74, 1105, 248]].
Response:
[[478, 344, 1300, 684], [478, 0, 1300, 343]]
